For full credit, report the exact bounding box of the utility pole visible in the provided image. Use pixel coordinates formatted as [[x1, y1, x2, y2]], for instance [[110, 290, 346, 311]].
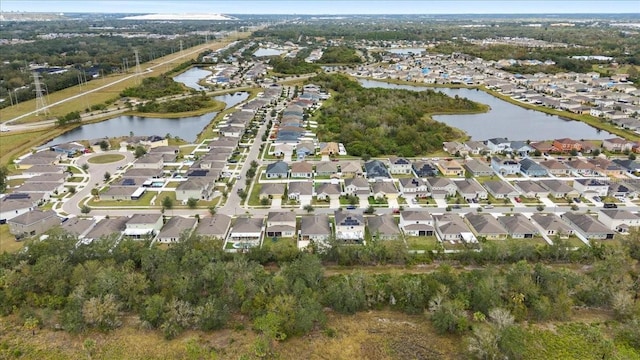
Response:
[[134, 49, 142, 85], [32, 71, 49, 116], [180, 40, 183, 53]]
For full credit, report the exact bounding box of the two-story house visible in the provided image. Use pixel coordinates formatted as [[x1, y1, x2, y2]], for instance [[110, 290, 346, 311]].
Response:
[[266, 211, 297, 238], [388, 156, 412, 175], [399, 210, 434, 237], [491, 156, 521, 175], [334, 211, 365, 243]]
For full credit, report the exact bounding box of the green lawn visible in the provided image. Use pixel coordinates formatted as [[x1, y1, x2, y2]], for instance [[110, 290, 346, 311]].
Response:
[[89, 190, 155, 207], [87, 154, 126, 164], [0, 225, 21, 253], [406, 236, 440, 251]]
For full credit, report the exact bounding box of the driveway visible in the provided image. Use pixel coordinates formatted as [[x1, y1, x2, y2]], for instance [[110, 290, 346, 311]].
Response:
[[358, 195, 369, 209], [329, 198, 341, 209], [271, 198, 282, 209]]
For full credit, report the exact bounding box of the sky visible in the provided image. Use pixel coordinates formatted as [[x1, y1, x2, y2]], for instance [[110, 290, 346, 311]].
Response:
[[1, 0, 638, 15]]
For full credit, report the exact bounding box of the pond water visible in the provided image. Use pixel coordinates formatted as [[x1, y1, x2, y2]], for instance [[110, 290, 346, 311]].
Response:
[[253, 48, 285, 57], [385, 48, 427, 55], [358, 79, 613, 141], [42, 92, 250, 146], [172, 67, 211, 91]]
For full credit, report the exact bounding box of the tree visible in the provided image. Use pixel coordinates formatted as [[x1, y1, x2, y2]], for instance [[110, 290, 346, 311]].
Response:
[[67, 186, 76, 194], [103, 172, 111, 182], [303, 204, 315, 213], [0, 165, 7, 193], [187, 197, 198, 209], [162, 196, 174, 211], [630, 153, 637, 161], [24, 317, 39, 336], [134, 145, 147, 159], [99, 140, 109, 151], [364, 205, 376, 214], [91, 188, 99, 197], [208, 206, 217, 216], [81, 205, 92, 214], [82, 294, 121, 331], [82, 163, 89, 171]]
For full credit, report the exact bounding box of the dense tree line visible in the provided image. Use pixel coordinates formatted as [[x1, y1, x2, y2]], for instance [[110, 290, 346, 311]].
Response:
[[0, 228, 639, 358], [269, 56, 321, 75], [311, 73, 484, 157], [120, 76, 188, 100], [135, 94, 223, 114], [318, 46, 362, 64]]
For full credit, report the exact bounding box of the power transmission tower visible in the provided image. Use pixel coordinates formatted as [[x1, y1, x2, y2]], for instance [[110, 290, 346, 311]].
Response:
[[32, 72, 49, 116], [180, 40, 183, 53], [134, 49, 142, 84]]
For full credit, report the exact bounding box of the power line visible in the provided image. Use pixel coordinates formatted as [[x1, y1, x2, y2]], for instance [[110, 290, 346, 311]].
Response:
[[32, 72, 49, 116]]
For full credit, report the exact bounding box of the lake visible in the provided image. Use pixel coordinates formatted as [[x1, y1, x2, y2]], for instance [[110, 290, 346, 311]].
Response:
[[358, 79, 613, 141], [172, 67, 211, 91], [385, 48, 427, 55], [253, 48, 285, 57], [42, 92, 250, 146]]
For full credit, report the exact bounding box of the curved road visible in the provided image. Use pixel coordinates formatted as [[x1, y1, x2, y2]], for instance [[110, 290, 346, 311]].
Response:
[[61, 151, 135, 216]]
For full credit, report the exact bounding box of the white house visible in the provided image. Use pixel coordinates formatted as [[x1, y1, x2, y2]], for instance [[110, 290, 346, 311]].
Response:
[[124, 214, 163, 239], [597, 209, 640, 233]]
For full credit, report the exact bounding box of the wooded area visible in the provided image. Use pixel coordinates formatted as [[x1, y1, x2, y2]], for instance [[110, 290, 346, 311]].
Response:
[[311, 73, 484, 157], [0, 228, 639, 359]]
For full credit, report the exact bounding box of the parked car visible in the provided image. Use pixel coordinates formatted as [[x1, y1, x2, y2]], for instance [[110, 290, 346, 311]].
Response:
[[514, 197, 522, 203], [593, 196, 601, 202], [484, 205, 494, 209], [573, 197, 581, 203], [603, 203, 618, 209], [346, 205, 357, 210]]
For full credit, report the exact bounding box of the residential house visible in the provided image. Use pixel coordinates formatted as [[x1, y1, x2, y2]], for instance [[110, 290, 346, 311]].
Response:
[[157, 216, 198, 243], [609, 183, 635, 199], [434, 214, 475, 242], [315, 182, 342, 201], [288, 181, 314, 206], [602, 137, 634, 152], [339, 161, 364, 177], [176, 178, 214, 201], [587, 158, 625, 176], [454, 179, 488, 201], [60, 218, 96, 241], [426, 177, 457, 198], [195, 214, 232, 240], [16, 151, 61, 169], [513, 180, 549, 198], [7, 209, 59, 238], [412, 160, 439, 177], [566, 159, 599, 176], [442, 141, 469, 156], [344, 178, 370, 196], [464, 213, 508, 240], [573, 178, 609, 197], [290, 161, 314, 178], [319, 142, 340, 156], [266, 211, 296, 238], [398, 178, 429, 198], [539, 179, 579, 198], [133, 153, 164, 169], [83, 217, 128, 242], [399, 210, 434, 237], [598, 209, 640, 233], [0, 195, 35, 224], [388, 156, 412, 175], [486, 138, 511, 153], [364, 160, 390, 180], [315, 161, 338, 177], [367, 214, 401, 240], [612, 159, 640, 174], [124, 214, 163, 239], [228, 217, 264, 248], [561, 212, 615, 240], [463, 159, 495, 177], [299, 214, 332, 249], [334, 211, 365, 242], [539, 159, 571, 176], [553, 138, 583, 153], [509, 141, 535, 157], [530, 214, 574, 238], [465, 140, 490, 155], [296, 141, 315, 159], [371, 181, 399, 200], [101, 186, 141, 201], [498, 214, 538, 238], [436, 159, 465, 177], [265, 161, 289, 179], [483, 180, 519, 199], [22, 165, 64, 177], [14, 181, 66, 202], [273, 143, 293, 157], [259, 183, 286, 201], [491, 157, 520, 175], [519, 158, 548, 177]]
